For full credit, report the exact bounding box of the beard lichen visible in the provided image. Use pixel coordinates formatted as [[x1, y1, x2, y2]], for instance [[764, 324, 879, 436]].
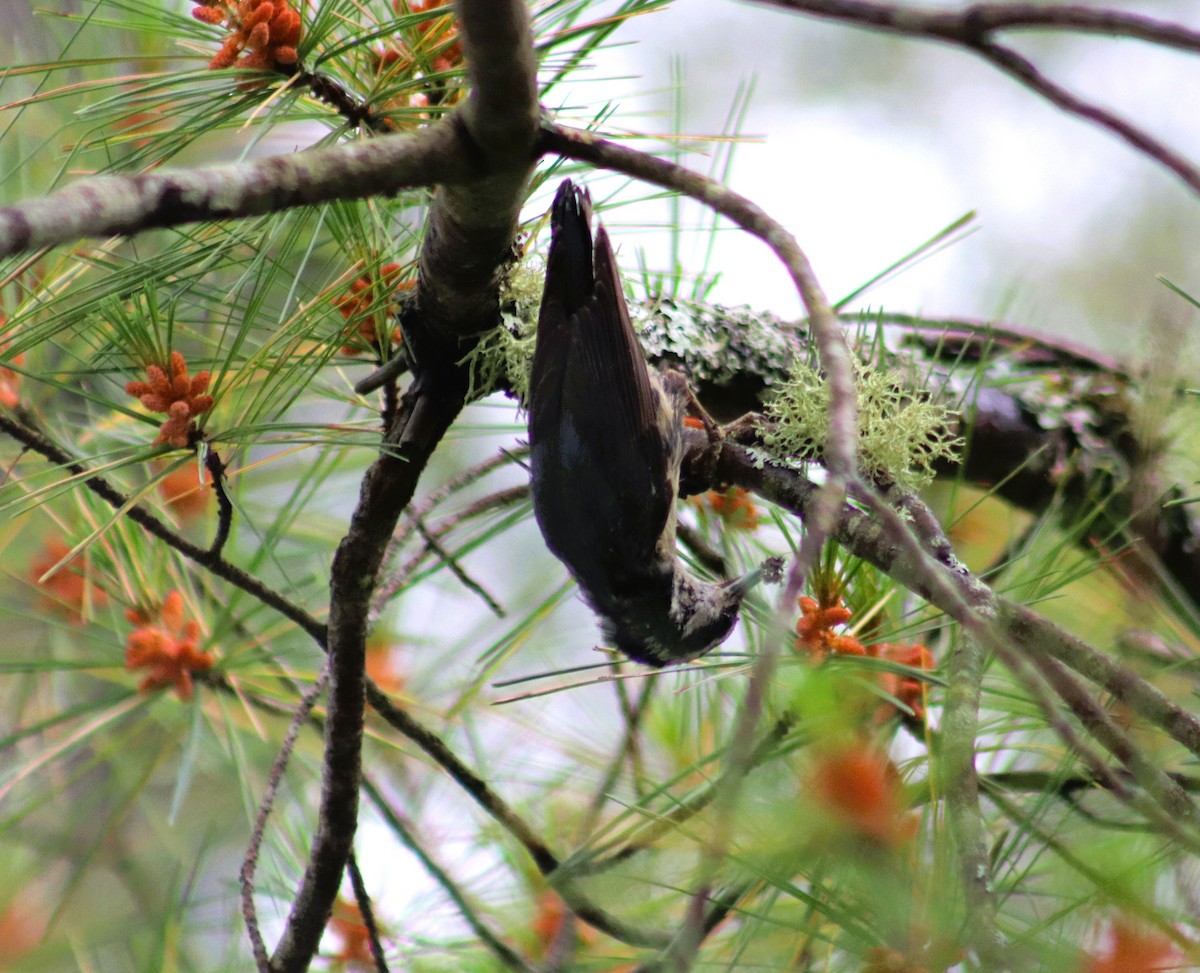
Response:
[[462, 312, 536, 404], [461, 260, 543, 404], [763, 357, 962, 488], [465, 263, 961, 492]]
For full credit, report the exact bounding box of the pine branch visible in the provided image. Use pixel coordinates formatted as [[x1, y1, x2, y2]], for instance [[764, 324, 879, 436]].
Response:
[[636, 301, 1200, 611], [0, 411, 327, 645], [721, 444, 1200, 815], [269, 2, 541, 968], [0, 124, 469, 258]]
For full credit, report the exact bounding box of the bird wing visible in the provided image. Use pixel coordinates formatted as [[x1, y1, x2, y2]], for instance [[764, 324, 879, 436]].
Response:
[[529, 182, 676, 581]]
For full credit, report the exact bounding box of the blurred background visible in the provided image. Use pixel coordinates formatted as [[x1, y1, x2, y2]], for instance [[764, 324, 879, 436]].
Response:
[[549, 0, 1200, 362], [0, 1, 1198, 968]]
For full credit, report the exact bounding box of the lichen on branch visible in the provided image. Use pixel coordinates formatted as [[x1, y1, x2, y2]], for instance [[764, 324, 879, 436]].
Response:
[[763, 357, 961, 488]]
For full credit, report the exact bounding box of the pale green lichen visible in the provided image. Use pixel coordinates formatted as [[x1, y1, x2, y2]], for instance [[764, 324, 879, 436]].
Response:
[[461, 260, 543, 403], [502, 260, 545, 324], [463, 311, 536, 404], [763, 357, 962, 488]]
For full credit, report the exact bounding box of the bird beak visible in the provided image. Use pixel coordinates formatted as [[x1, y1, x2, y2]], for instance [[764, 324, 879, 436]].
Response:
[[724, 556, 785, 597]]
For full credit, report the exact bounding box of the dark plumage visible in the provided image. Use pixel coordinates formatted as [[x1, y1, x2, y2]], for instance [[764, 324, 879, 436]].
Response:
[[528, 180, 769, 666]]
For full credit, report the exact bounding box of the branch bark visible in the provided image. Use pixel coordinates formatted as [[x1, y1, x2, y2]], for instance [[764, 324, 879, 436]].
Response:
[[722, 444, 1200, 779], [632, 300, 1200, 610], [941, 633, 1008, 969], [747, 0, 1200, 51], [0, 124, 469, 258], [267, 1, 540, 969]]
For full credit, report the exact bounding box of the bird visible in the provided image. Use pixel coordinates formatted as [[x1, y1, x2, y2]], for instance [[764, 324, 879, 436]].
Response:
[[527, 179, 775, 666]]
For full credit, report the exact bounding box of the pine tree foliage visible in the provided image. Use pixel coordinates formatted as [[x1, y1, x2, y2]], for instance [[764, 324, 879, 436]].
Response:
[[0, 2, 1197, 972]]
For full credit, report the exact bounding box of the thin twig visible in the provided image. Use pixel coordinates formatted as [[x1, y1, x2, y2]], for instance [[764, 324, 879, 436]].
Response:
[[289, 66, 397, 134], [373, 483, 529, 620], [631, 882, 753, 973], [414, 518, 507, 617], [974, 38, 1200, 195], [0, 411, 327, 645], [227, 677, 537, 969], [394, 447, 527, 549], [941, 633, 1007, 969], [676, 521, 728, 576], [580, 675, 657, 835], [240, 668, 329, 973], [346, 851, 391, 973], [363, 683, 672, 948], [204, 446, 233, 558], [567, 717, 794, 876], [361, 775, 534, 972], [616, 675, 653, 802]]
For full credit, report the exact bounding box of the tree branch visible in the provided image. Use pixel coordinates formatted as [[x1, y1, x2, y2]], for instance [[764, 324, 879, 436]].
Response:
[[634, 299, 1200, 610], [269, 1, 540, 967], [747, 0, 1200, 52], [0, 411, 327, 646], [747, 0, 1200, 195], [972, 37, 1200, 195], [402, 0, 540, 367], [720, 446, 1200, 817], [0, 124, 471, 259]]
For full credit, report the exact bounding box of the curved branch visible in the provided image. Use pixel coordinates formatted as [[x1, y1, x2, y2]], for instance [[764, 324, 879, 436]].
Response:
[[540, 122, 853, 587], [748, 0, 1200, 52], [287, 65, 397, 134], [972, 37, 1200, 195], [0, 412, 327, 645], [747, 0, 1200, 195]]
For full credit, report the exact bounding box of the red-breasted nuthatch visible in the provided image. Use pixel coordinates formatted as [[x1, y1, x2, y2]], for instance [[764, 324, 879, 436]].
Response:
[[528, 179, 774, 666]]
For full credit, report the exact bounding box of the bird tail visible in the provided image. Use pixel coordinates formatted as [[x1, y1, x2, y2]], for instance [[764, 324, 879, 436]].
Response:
[[542, 179, 595, 317]]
